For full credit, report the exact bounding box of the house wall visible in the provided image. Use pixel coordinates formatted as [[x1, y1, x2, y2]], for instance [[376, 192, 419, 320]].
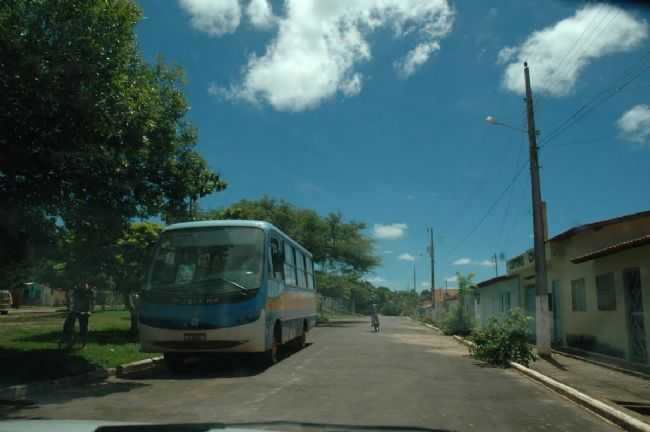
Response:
[[476, 278, 520, 327], [552, 243, 650, 363]]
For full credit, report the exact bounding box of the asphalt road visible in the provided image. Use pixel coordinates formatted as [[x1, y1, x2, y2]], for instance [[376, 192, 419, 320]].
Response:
[[2, 316, 619, 431]]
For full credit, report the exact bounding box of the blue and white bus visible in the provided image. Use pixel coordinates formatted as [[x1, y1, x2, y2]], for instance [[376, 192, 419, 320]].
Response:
[[138, 220, 317, 370]]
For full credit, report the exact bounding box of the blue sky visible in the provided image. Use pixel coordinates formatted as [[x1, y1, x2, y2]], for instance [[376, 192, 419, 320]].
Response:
[[135, 0, 650, 291]]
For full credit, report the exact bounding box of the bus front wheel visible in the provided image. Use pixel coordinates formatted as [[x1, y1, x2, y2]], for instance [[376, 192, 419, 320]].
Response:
[[260, 340, 278, 366], [164, 352, 189, 373]]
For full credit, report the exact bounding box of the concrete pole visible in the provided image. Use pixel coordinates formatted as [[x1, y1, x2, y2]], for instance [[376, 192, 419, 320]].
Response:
[[524, 62, 551, 356], [429, 228, 435, 309]]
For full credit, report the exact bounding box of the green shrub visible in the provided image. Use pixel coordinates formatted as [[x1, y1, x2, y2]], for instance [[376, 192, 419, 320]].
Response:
[[469, 308, 536, 367], [439, 304, 474, 336], [381, 301, 401, 316]]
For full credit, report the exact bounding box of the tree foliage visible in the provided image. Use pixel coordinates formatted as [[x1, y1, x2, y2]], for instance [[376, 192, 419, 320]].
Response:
[[0, 0, 225, 287]]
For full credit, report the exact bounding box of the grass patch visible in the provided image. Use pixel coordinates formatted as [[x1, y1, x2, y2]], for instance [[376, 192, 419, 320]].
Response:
[[0, 310, 152, 387]]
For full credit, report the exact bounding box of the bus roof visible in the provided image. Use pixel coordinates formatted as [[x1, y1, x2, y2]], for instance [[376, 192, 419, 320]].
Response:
[[163, 220, 312, 257]]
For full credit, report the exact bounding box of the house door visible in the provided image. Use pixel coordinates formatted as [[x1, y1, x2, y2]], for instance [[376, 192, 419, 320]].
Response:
[[624, 268, 647, 364], [551, 281, 562, 345], [525, 285, 536, 341]]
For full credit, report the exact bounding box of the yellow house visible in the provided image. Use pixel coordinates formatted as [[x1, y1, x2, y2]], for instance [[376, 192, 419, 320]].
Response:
[[492, 210, 650, 369], [548, 210, 650, 367]]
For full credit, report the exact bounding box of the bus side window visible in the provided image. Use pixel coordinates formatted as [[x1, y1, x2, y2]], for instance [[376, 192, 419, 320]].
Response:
[[284, 243, 297, 286], [270, 238, 284, 280], [296, 251, 306, 288], [306, 257, 314, 290]]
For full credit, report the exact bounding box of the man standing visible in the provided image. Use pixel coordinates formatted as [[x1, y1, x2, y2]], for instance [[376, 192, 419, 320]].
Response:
[[72, 282, 95, 347]]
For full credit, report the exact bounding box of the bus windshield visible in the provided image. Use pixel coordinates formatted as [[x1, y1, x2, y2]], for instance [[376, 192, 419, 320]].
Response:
[[146, 227, 265, 294]]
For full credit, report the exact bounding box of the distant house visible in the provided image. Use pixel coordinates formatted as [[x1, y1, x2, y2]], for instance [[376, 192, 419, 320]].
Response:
[[429, 288, 460, 321], [476, 209, 650, 369], [22, 282, 66, 307], [474, 275, 520, 328]]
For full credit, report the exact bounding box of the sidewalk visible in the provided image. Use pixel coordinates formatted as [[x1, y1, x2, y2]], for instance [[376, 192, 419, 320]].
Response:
[[530, 352, 650, 422]]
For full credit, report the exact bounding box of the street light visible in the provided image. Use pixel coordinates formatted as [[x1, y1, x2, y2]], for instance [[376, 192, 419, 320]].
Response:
[[485, 115, 529, 133], [485, 63, 551, 357]]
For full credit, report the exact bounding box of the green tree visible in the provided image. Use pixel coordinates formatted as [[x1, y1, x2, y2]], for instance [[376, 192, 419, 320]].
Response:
[[112, 222, 163, 334], [0, 0, 225, 286], [457, 272, 476, 307]]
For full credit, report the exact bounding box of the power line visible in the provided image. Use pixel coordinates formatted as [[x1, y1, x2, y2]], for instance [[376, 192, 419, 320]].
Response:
[[540, 51, 650, 147], [446, 159, 528, 262], [541, 3, 609, 98], [548, 6, 619, 94]]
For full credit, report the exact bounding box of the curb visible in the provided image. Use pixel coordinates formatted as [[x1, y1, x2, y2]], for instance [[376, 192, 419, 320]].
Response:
[[449, 335, 650, 432], [116, 356, 163, 377], [453, 335, 475, 348], [0, 356, 163, 403], [511, 362, 650, 432], [424, 323, 443, 334]]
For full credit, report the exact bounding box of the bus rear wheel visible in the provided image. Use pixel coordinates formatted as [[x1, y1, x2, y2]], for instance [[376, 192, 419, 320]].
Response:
[[294, 333, 306, 349]]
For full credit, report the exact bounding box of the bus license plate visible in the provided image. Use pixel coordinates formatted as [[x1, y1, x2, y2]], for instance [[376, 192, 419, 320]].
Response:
[[184, 333, 206, 342]]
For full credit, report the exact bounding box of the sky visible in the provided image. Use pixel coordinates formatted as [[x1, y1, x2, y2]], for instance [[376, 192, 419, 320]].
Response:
[[134, 0, 650, 291]]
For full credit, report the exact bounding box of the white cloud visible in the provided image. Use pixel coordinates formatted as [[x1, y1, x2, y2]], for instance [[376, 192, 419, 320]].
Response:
[[398, 253, 416, 261], [499, 4, 647, 96], [617, 104, 650, 144], [340, 73, 363, 97], [421, 281, 431, 288], [445, 275, 458, 283], [396, 41, 441, 78], [178, 0, 241, 36], [496, 46, 516, 64], [202, 0, 453, 111], [373, 223, 408, 240], [246, 0, 276, 29], [453, 257, 496, 267]]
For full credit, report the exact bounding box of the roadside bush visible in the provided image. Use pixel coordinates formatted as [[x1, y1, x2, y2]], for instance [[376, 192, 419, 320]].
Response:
[[381, 301, 401, 316], [469, 308, 536, 367], [439, 304, 474, 336]]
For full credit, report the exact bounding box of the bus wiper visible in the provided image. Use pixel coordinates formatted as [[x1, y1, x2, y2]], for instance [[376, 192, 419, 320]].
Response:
[[197, 277, 250, 294]]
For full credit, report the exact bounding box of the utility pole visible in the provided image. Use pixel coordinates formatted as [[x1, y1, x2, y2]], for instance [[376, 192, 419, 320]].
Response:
[[413, 264, 416, 291], [524, 62, 551, 356], [494, 253, 498, 277], [428, 228, 435, 308]]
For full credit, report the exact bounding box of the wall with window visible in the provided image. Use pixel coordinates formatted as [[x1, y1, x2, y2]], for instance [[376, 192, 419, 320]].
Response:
[[552, 242, 650, 364], [475, 277, 520, 328]]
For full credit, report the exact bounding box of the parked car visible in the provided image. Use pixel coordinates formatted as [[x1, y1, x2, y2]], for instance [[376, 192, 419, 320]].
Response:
[[0, 290, 13, 314]]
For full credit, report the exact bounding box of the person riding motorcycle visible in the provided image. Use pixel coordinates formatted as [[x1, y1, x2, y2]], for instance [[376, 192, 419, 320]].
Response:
[[370, 303, 380, 331]]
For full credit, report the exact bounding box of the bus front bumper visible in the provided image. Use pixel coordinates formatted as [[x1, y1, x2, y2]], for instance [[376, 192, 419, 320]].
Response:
[[139, 310, 267, 354]]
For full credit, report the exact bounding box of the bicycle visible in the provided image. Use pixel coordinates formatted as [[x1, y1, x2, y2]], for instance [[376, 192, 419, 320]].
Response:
[[58, 311, 80, 350], [371, 316, 380, 333]]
